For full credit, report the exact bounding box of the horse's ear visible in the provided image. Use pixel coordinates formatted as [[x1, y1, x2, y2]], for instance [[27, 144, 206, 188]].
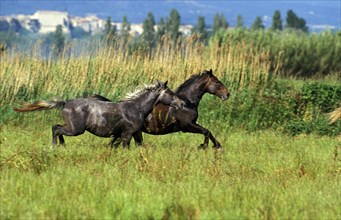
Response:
[[159, 80, 167, 89], [209, 69, 213, 76]]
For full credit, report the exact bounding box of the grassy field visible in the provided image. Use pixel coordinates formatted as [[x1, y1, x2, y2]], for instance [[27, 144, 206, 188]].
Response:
[[0, 121, 340, 219]]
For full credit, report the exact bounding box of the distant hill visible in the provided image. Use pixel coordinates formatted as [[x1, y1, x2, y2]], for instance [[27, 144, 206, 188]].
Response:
[[1, 1, 340, 31]]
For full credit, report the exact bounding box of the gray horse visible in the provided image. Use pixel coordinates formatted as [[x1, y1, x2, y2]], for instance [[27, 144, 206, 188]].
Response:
[[14, 81, 184, 148]]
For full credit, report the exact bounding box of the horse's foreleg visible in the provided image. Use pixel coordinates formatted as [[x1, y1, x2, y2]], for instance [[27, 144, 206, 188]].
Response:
[[121, 132, 132, 149], [182, 123, 222, 149], [108, 136, 121, 148], [133, 131, 143, 147], [108, 136, 116, 147], [122, 137, 132, 148]]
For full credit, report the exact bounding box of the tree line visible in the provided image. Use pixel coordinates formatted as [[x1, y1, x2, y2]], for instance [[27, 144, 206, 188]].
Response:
[[103, 8, 309, 44], [0, 8, 312, 53]]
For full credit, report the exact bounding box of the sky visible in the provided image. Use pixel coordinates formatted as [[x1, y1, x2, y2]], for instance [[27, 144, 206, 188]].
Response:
[[0, 0, 340, 29]]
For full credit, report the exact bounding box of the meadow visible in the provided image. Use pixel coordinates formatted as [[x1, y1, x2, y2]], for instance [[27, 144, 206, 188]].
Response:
[[0, 32, 340, 219], [1, 123, 340, 219]]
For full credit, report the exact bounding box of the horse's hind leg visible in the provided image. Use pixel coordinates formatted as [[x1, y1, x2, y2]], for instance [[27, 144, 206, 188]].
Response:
[[181, 122, 222, 149], [52, 125, 64, 146], [59, 135, 65, 145], [199, 135, 210, 150], [52, 124, 85, 147]]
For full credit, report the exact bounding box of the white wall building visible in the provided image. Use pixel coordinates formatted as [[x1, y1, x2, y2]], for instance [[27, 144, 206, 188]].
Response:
[[71, 15, 105, 34], [130, 23, 143, 36], [0, 11, 195, 37], [31, 10, 70, 34], [179, 24, 193, 36]]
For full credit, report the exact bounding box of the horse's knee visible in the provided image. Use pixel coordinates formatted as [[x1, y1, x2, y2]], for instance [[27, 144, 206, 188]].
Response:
[[52, 125, 62, 135], [52, 124, 60, 130]]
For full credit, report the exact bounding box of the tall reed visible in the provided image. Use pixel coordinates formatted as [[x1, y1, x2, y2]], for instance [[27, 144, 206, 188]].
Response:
[[0, 34, 271, 106]]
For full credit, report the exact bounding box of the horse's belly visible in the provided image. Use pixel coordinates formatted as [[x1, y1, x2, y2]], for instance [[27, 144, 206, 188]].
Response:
[[86, 111, 122, 137], [86, 120, 122, 137], [143, 126, 180, 135], [86, 126, 112, 137]]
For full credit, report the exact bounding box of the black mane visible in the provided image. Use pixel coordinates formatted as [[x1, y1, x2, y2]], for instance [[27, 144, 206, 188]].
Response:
[[175, 72, 208, 94], [89, 94, 112, 102]]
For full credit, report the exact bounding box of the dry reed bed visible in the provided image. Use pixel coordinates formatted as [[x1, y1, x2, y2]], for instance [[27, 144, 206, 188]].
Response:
[[1, 36, 271, 105]]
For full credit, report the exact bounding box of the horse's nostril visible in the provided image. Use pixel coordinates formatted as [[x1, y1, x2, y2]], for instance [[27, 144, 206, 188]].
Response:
[[221, 94, 229, 101], [181, 101, 185, 108]]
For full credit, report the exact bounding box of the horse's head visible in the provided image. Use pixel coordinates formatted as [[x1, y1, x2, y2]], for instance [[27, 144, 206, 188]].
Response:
[[204, 69, 230, 101], [155, 80, 185, 109]]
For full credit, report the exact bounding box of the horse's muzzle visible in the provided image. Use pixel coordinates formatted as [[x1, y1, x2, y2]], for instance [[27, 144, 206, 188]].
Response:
[[172, 100, 185, 109], [221, 93, 230, 101], [179, 101, 185, 109]]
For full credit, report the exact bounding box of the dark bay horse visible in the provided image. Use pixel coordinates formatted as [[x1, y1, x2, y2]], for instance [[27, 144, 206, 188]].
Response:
[[14, 81, 184, 148], [135, 69, 230, 149]]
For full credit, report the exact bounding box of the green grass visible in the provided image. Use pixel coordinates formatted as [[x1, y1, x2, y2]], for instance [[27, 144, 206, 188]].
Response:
[[1, 122, 340, 219], [1, 31, 339, 219]]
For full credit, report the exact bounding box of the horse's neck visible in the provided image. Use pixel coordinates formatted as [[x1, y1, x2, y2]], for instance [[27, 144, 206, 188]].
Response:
[[176, 80, 206, 106], [134, 92, 159, 115]]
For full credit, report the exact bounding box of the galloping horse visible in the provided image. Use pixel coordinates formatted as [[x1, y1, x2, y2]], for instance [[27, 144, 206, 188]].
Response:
[[14, 81, 184, 148], [135, 69, 230, 149]]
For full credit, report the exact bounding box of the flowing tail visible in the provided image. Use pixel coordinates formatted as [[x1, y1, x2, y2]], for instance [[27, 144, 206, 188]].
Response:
[[14, 100, 65, 112], [327, 107, 341, 124]]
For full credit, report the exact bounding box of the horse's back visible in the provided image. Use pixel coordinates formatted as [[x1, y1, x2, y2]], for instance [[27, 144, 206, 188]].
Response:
[[62, 98, 89, 117]]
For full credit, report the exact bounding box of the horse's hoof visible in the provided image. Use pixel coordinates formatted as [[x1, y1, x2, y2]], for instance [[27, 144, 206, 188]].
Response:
[[197, 144, 208, 150], [135, 144, 144, 148], [213, 146, 224, 152]]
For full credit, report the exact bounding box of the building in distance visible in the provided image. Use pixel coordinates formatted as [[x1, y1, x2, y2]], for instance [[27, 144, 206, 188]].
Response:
[[0, 10, 194, 37], [31, 10, 71, 34]]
